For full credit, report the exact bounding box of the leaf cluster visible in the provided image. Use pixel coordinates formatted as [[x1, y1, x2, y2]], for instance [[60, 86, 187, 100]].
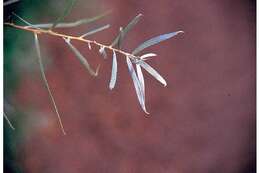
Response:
[[4, 0, 183, 133]]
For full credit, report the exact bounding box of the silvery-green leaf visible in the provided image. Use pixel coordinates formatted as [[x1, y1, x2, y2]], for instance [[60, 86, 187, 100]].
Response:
[[99, 46, 107, 59], [126, 57, 149, 114], [51, 0, 77, 29], [132, 31, 184, 55], [136, 64, 145, 97], [140, 53, 157, 60], [64, 38, 99, 76], [117, 27, 124, 49], [111, 27, 123, 48], [109, 50, 117, 90], [28, 11, 111, 29], [111, 14, 143, 48], [4, 112, 15, 130], [12, 12, 41, 29], [138, 60, 167, 86], [4, 0, 19, 6], [34, 33, 66, 135], [80, 24, 110, 38]]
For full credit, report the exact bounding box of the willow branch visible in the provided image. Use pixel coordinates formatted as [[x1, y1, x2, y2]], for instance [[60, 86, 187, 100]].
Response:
[[4, 22, 139, 60]]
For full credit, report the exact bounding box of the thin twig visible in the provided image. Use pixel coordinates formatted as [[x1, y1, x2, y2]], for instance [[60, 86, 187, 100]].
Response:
[[4, 22, 139, 60]]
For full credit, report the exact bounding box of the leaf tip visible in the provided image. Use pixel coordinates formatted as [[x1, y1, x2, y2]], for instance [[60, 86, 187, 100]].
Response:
[[144, 110, 150, 115], [94, 64, 101, 77], [109, 85, 114, 90], [144, 113, 151, 117]]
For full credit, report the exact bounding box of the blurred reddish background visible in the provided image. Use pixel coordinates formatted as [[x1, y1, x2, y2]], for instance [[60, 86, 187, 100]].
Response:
[[8, 0, 256, 172]]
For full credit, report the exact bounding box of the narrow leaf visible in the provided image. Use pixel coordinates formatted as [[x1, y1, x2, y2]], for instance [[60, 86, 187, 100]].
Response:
[[140, 53, 157, 60], [4, 112, 15, 130], [12, 12, 41, 29], [109, 51, 117, 90], [4, 0, 19, 6], [136, 64, 145, 97], [117, 27, 124, 49], [64, 38, 99, 76], [135, 53, 157, 65], [51, 0, 77, 29], [27, 11, 111, 29], [138, 60, 167, 86], [111, 14, 143, 48], [34, 33, 66, 135], [80, 24, 110, 38], [126, 57, 149, 114], [132, 31, 184, 55]]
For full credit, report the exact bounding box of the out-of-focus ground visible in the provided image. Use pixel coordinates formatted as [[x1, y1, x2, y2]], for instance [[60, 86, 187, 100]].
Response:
[[4, 0, 255, 173]]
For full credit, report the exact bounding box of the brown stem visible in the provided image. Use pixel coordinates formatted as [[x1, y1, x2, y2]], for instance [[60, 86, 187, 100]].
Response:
[[4, 22, 138, 59]]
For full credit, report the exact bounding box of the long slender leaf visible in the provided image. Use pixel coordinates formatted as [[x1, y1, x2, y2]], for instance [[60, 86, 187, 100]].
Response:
[[117, 27, 124, 49], [111, 14, 143, 48], [4, 0, 19, 6], [80, 24, 110, 38], [12, 12, 41, 29], [51, 0, 77, 29], [64, 38, 99, 76], [140, 53, 157, 60], [27, 11, 111, 29], [109, 50, 117, 90], [34, 33, 66, 135], [136, 64, 145, 97], [138, 60, 167, 86], [132, 31, 184, 55], [126, 57, 149, 114], [4, 112, 15, 130], [135, 53, 157, 65]]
